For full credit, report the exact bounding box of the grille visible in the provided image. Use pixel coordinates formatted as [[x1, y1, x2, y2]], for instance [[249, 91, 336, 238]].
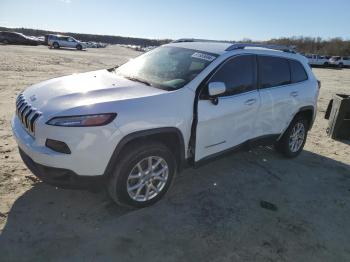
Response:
[[16, 94, 41, 136]]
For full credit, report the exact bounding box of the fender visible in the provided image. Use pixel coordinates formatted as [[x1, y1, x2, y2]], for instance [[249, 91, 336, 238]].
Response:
[[104, 127, 186, 176], [278, 105, 315, 140]]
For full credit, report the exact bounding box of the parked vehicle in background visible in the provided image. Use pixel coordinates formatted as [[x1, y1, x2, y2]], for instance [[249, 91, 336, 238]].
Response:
[[0, 31, 40, 46], [306, 54, 330, 67], [86, 41, 98, 48], [329, 56, 350, 68], [47, 34, 87, 50], [12, 40, 320, 207]]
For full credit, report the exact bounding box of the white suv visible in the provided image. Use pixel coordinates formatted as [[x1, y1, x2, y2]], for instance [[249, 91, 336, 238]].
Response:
[[48, 35, 86, 50], [306, 54, 330, 67], [12, 40, 320, 207], [329, 56, 350, 68]]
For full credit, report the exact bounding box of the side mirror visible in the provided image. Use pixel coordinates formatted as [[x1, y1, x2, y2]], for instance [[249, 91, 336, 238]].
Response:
[[207, 82, 226, 105], [208, 82, 226, 96]]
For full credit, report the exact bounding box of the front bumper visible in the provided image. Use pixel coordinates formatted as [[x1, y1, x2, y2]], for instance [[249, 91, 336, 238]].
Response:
[[19, 148, 104, 189], [12, 115, 122, 176]]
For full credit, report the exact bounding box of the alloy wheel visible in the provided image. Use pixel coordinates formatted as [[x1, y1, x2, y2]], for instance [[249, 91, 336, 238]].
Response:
[[127, 156, 169, 202], [288, 122, 305, 153]]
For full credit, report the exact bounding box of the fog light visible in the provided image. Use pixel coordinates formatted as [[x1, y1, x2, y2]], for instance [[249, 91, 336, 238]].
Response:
[[45, 139, 71, 154]]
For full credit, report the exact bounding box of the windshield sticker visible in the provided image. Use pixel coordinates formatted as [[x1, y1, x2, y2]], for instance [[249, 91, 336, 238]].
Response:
[[191, 52, 216, 62]]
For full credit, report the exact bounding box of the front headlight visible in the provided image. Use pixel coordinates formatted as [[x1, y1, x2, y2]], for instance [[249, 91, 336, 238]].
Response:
[[46, 113, 117, 127]]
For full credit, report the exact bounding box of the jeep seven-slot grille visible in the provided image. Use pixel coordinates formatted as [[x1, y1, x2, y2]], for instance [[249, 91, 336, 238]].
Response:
[[16, 94, 41, 136]]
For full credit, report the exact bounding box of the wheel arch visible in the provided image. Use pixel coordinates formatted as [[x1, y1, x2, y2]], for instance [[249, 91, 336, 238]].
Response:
[[104, 127, 186, 177], [278, 105, 315, 141], [294, 106, 315, 130]]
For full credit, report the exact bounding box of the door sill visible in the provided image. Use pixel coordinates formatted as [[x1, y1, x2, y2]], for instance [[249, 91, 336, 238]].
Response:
[[194, 134, 280, 168]]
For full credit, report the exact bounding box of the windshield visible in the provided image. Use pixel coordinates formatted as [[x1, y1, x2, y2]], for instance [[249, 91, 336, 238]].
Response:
[[115, 46, 218, 90]]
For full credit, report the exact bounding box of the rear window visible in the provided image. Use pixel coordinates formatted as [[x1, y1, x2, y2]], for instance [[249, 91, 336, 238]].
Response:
[[289, 60, 308, 83], [258, 56, 290, 89]]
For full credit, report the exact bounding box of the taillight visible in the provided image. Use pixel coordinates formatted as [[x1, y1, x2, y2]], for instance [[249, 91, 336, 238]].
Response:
[[317, 80, 321, 89]]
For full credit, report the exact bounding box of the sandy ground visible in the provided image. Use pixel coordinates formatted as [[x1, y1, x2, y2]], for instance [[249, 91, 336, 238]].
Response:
[[0, 45, 349, 262]]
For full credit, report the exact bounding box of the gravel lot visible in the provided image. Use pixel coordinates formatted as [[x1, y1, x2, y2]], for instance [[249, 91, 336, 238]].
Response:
[[0, 45, 349, 262]]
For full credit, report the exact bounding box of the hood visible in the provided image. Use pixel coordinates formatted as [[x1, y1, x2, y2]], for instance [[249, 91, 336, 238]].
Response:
[[21, 69, 167, 116]]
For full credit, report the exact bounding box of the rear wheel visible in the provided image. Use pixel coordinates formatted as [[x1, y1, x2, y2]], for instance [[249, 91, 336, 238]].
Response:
[[107, 141, 176, 208], [53, 42, 59, 49], [275, 117, 308, 158], [338, 63, 344, 68], [2, 39, 9, 44]]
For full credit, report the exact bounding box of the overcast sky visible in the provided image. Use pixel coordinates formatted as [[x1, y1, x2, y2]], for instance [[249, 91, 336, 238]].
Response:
[[0, 0, 349, 40]]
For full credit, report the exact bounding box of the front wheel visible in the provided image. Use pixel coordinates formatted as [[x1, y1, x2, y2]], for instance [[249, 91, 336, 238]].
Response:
[[76, 44, 82, 50], [53, 42, 59, 49], [275, 117, 308, 158], [107, 141, 176, 208]]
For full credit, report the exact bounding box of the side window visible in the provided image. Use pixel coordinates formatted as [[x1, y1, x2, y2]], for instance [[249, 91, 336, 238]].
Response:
[[209, 55, 256, 96], [258, 56, 290, 89], [289, 60, 308, 83]]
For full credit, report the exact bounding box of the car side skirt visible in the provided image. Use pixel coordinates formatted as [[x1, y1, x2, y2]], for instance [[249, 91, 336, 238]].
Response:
[[194, 134, 280, 168]]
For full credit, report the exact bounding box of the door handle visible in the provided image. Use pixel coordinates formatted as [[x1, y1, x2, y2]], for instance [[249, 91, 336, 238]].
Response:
[[290, 91, 299, 97], [245, 99, 257, 105]]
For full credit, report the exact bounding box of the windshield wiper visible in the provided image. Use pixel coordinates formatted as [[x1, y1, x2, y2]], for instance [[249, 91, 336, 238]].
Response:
[[124, 76, 152, 86], [107, 65, 119, 72]]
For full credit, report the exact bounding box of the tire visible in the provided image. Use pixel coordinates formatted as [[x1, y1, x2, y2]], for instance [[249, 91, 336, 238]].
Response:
[[338, 63, 343, 69], [107, 141, 177, 208], [2, 39, 9, 44], [323, 62, 329, 67], [53, 42, 59, 49], [76, 44, 82, 50], [275, 117, 308, 158]]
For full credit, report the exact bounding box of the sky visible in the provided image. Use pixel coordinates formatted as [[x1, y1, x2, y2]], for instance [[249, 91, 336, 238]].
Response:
[[0, 0, 349, 40]]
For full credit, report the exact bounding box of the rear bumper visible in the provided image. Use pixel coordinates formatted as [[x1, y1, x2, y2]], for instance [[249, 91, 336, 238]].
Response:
[[19, 148, 105, 189]]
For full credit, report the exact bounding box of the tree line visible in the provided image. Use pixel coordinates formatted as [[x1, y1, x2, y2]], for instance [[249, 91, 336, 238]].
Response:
[[237, 37, 350, 56], [1, 27, 349, 56], [0, 27, 170, 46], [265, 37, 350, 56]]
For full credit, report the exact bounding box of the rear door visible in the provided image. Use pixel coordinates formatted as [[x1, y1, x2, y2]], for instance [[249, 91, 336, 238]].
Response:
[[195, 54, 260, 161], [254, 56, 307, 137]]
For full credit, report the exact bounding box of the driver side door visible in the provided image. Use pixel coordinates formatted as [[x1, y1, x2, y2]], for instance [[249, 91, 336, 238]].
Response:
[[66, 37, 76, 48], [195, 54, 260, 162]]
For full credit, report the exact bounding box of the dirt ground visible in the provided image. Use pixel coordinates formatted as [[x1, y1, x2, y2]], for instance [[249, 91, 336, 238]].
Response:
[[0, 45, 349, 262]]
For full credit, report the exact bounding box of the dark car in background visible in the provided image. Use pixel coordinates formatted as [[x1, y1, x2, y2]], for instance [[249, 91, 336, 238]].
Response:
[[0, 31, 40, 46]]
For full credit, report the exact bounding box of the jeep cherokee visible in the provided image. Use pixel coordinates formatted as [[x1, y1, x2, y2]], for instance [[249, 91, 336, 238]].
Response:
[[12, 40, 319, 207]]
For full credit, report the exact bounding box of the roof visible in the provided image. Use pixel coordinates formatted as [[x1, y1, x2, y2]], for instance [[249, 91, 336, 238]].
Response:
[[166, 39, 297, 56], [166, 41, 232, 55]]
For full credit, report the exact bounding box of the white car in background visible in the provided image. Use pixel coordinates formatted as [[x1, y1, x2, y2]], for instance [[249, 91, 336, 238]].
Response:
[[48, 35, 87, 50], [12, 40, 320, 207], [306, 54, 330, 67], [329, 56, 350, 68]]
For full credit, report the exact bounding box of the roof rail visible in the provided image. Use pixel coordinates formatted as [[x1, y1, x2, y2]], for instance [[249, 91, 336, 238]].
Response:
[[172, 38, 231, 43], [226, 43, 296, 53]]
